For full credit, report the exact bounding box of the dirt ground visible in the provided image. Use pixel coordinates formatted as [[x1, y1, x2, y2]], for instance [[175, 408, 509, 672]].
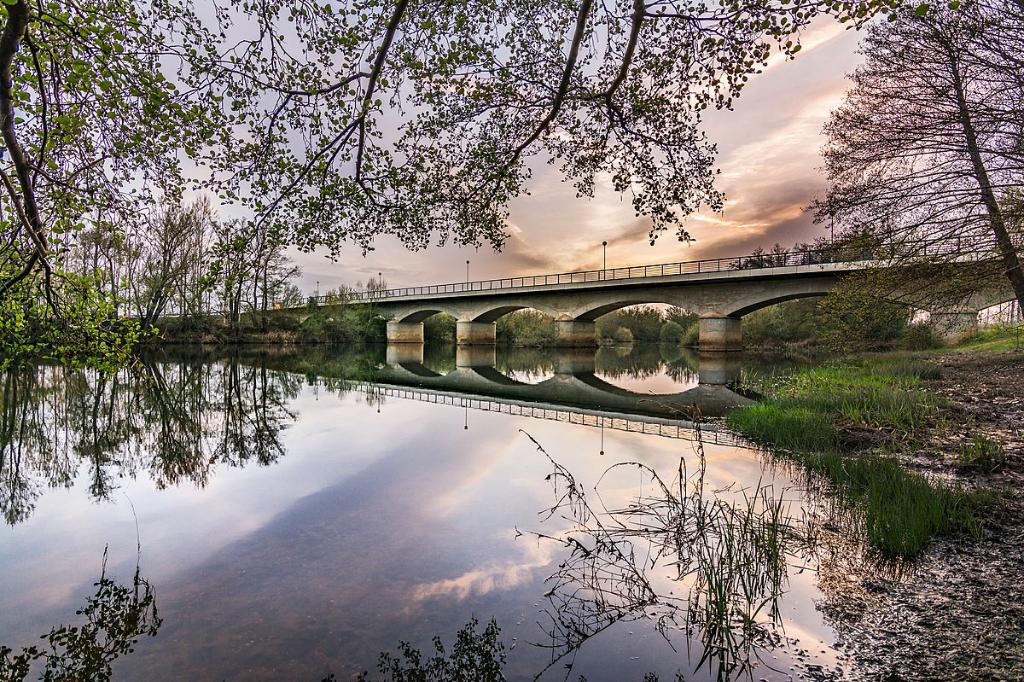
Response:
[[829, 350, 1024, 681], [928, 352, 1024, 490]]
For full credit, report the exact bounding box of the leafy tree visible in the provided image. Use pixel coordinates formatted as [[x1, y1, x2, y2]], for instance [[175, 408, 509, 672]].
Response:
[[496, 309, 559, 346], [1, 0, 915, 361], [816, 0, 1024, 313], [600, 305, 665, 342], [659, 319, 685, 343]]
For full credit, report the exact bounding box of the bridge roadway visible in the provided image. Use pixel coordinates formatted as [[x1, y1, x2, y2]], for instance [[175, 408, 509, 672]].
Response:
[[301, 245, 1005, 349]]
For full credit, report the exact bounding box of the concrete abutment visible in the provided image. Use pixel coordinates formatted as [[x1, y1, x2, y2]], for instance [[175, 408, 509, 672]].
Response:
[[386, 321, 424, 344], [456, 321, 497, 345], [698, 316, 743, 351], [929, 311, 979, 343], [555, 320, 597, 347]]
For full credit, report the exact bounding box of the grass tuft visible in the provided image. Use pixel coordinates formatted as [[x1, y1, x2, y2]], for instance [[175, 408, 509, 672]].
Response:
[[955, 435, 1006, 473], [726, 356, 985, 558]]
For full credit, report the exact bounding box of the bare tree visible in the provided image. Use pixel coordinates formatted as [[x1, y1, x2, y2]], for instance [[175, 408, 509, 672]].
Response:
[[816, 1, 1024, 312], [127, 198, 214, 330]]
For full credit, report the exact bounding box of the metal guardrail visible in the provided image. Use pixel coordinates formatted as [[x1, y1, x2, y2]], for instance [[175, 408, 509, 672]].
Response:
[[303, 237, 978, 306]]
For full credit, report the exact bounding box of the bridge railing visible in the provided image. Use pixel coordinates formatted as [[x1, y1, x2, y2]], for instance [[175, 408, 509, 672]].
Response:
[[304, 236, 984, 306]]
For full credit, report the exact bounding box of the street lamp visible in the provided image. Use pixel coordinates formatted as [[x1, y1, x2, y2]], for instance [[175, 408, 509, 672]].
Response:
[[466, 260, 470, 287], [602, 241, 608, 279]]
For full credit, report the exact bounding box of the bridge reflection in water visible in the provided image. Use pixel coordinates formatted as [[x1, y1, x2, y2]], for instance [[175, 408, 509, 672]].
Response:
[[336, 343, 756, 443]]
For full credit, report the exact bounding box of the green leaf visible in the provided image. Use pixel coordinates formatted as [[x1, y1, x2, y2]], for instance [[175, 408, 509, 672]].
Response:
[[914, 3, 930, 16]]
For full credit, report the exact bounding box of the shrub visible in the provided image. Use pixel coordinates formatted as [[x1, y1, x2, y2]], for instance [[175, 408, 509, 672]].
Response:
[[741, 299, 826, 346], [496, 310, 558, 346], [615, 305, 665, 342], [681, 322, 700, 347], [659, 320, 685, 344], [817, 290, 912, 351], [267, 313, 301, 332], [610, 326, 634, 344], [898, 322, 943, 350], [296, 306, 385, 344], [424, 313, 457, 342], [665, 306, 698, 329]]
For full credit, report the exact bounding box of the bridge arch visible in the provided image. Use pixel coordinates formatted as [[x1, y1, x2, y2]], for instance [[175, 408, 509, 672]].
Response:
[[467, 302, 564, 322], [574, 299, 687, 322], [724, 290, 831, 318], [395, 308, 448, 323]]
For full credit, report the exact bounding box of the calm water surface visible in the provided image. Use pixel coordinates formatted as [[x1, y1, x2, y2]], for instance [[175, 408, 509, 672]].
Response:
[[0, 344, 865, 681]]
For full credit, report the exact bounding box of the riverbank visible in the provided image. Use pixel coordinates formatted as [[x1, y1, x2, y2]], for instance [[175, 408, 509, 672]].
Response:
[[831, 346, 1024, 679], [724, 331, 1023, 678]]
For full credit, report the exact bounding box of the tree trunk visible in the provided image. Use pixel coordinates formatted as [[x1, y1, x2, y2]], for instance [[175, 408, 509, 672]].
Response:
[[0, 1, 51, 297], [949, 47, 1024, 311]]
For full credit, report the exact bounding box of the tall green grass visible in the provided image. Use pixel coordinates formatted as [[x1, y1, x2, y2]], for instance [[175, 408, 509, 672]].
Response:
[[725, 357, 986, 558], [951, 325, 1023, 353]]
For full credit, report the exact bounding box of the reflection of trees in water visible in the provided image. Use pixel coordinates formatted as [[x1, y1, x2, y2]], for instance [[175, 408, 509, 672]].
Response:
[[522, 429, 815, 681], [341, 618, 506, 682], [595, 345, 698, 385], [0, 549, 161, 682], [496, 348, 557, 382], [0, 358, 301, 524]]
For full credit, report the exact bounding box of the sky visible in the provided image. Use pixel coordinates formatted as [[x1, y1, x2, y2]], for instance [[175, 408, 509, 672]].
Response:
[[291, 20, 866, 296]]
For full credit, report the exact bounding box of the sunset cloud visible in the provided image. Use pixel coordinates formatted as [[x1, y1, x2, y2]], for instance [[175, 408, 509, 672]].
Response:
[[290, 20, 866, 293]]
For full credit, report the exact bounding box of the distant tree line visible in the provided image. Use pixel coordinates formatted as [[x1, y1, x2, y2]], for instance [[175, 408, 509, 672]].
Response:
[[65, 198, 304, 333]]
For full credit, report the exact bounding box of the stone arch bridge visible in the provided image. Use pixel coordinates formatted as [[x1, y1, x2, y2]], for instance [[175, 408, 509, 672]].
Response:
[[302, 248, 1008, 350]]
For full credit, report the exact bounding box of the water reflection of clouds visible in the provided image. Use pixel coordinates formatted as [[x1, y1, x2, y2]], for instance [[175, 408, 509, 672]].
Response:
[[1, 352, 853, 681], [408, 536, 556, 603]]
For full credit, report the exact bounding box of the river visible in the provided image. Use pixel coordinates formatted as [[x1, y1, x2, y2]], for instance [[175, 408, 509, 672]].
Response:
[[0, 344, 874, 681]]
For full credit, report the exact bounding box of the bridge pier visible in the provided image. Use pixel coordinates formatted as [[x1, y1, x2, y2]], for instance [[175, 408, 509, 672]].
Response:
[[386, 321, 424, 344], [456, 345, 497, 368], [456, 320, 496, 345], [386, 342, 425, 366], [555, 320, 597, 347], [698, 316, 742, 351], [697, 351, 743, 385], [930, 310, 978, 343], [555, 349, 597, 375]]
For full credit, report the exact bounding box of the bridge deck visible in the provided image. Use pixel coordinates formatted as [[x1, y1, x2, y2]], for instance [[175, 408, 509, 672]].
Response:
[[303, 238, 971, 307], [312, 252, 880, 307]]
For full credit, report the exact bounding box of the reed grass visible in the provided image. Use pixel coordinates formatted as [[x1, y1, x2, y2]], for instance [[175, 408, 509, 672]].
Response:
[[725, 357, 985, 558]]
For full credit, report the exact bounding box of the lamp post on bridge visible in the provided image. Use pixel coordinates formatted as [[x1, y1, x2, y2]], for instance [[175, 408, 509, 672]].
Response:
[[602, 241, 607, 280], [466, 260, 470, 288]]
